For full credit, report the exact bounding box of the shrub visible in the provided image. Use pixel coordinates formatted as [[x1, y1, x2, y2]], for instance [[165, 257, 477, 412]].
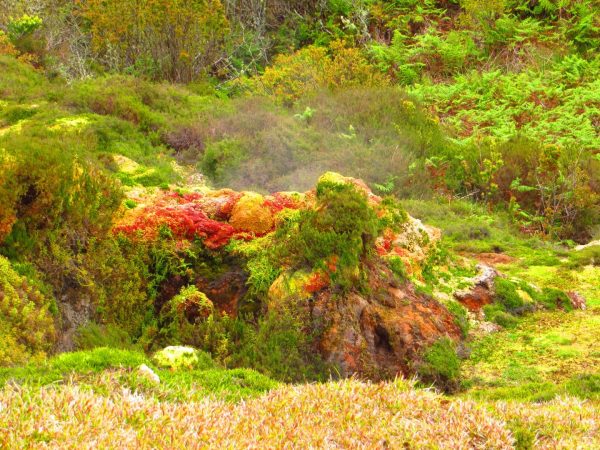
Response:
[[416, 338, 461, 393], [0, 32, 19, 59], [233, 310, 328, 382], [157, 285, 215, 345], [565, 373, 600, 400], [0, 132, 122, 250], [493, 278, 524, 312], [80, 0, 230, 82], [539, 288, 573, 311], [447, 301, 470, 337], [567, 245, 600, 268], [275, 174, 380, 290], [483, 303, 519, 328], [0, 256, 56, 366], [200, 139, 247, 184], [74, 323, 136, 350], [248, 40, 388, 105]]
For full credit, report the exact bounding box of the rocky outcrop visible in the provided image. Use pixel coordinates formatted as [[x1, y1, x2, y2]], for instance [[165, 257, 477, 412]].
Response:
[[454, 264, 498, 312], [313, 263, 462, 379], [116, 172, 464, 380]]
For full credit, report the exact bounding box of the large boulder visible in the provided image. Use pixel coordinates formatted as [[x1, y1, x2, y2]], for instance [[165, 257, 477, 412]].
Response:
[[312, 263, 462, 379]]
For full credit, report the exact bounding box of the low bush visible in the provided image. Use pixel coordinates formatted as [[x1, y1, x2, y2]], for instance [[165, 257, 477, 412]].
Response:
[[539, 288, 573, 311], [567, 246, 600, 268], [274, 175, 380, 290], [493, 278, 524, 312], [447, 301, 470, 337], [0, 256, 57, 366], [74, 323, 136, 351], [565, 373, 600, 400], [416, 338, 462, 393], [482, 304, 518, 328]]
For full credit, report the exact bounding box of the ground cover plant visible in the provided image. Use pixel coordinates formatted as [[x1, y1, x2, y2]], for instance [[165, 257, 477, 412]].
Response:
[[0, 0, 599, 447]]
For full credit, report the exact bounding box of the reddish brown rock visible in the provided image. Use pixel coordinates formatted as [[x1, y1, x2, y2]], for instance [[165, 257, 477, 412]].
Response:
[[311, 262, 462, 380], [196, 269, 248, 317], [454, 264, 498, 312], [456, 285, 494, 312]]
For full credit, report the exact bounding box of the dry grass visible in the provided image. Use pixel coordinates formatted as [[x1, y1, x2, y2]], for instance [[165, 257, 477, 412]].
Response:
[[0, 379, 597, 449]]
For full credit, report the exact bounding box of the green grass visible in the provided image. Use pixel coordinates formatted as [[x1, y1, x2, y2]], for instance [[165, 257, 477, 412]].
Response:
[[0, 348, 277, 402], [463, 309, 600, 401]]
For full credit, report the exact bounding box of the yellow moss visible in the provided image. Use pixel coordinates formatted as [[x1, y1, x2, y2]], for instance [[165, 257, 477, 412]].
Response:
[[48, 116, 91, 132], [230, 192, 274, 234], [113, 155, 141, 174], [268, 270, 312, 310]]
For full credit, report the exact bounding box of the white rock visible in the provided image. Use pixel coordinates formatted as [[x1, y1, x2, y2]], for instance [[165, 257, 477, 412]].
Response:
[[137, 364, 160, 385]]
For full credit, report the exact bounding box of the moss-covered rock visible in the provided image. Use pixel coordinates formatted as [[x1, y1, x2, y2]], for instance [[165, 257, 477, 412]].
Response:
[[152, 346, 215, 371], [230, 192, 274, 235]]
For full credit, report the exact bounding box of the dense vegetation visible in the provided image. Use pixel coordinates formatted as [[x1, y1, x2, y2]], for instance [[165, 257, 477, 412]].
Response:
[[0, 0, 598, 447]]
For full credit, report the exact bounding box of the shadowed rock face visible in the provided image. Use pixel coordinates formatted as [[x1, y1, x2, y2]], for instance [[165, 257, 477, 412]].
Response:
[[312, 262, 462, 379], [195, 269, 248, 317]]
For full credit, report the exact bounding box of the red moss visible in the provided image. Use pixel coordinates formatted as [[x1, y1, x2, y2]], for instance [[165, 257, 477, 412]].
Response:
[[305, 271, 330, 294], [375, 230, 394, 256], [263, 193, 303, 213], [114, 191, 245, 249]]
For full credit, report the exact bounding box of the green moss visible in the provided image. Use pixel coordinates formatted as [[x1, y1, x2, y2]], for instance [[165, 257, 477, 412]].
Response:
[[483, 304, 519, 328], [494, 278, 525, 312], [417, 338, 461, 393], [447, 301, 470, 337], [0, 348, 277, 402]]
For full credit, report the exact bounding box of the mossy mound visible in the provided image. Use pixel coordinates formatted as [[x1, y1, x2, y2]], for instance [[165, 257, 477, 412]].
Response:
[[152, 346, 215, 371], [230, 192, 274, 235]]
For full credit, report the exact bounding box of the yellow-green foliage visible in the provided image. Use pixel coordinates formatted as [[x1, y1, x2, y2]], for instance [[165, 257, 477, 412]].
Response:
[[81, 0, 229, 82], [157, 285, 215, 345], [247, 40, 389, 105], [274, 174, 380, 290], [152, 346, 215, 371], [0, 256, 56, 366]]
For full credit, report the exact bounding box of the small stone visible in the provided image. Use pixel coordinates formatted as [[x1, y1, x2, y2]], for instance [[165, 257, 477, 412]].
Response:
[[567, 291, 586, 310], [137, 364, 160, 385]]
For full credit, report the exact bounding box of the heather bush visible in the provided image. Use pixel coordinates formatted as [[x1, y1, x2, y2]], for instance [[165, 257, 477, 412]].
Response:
[[0, 256, 56, 366], [416, 337, 462, 393], [244, 40, 389, 105]]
